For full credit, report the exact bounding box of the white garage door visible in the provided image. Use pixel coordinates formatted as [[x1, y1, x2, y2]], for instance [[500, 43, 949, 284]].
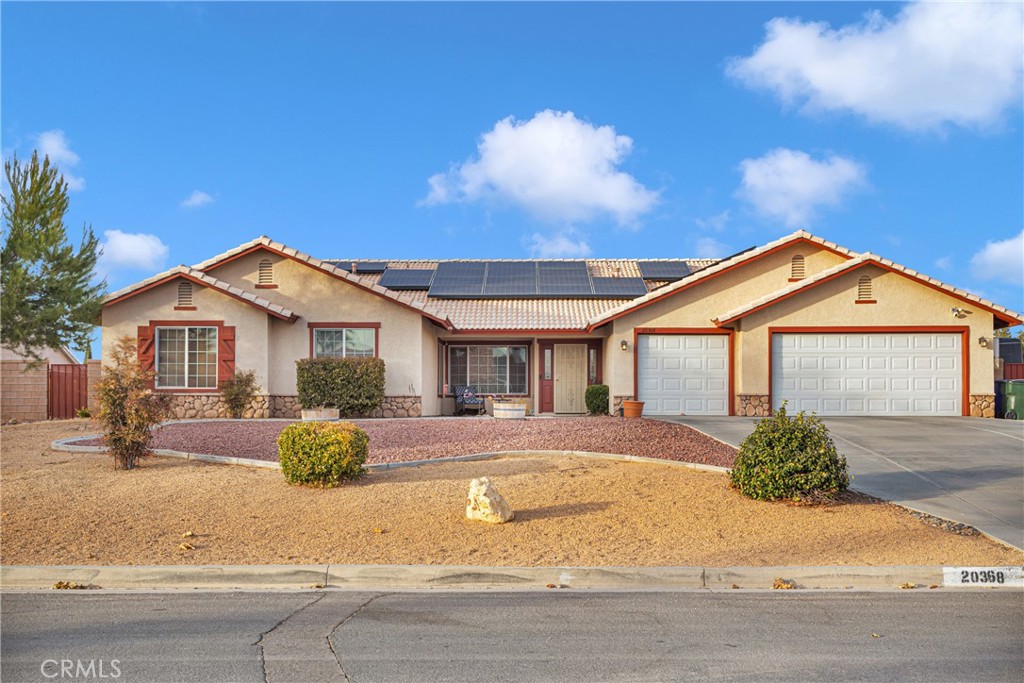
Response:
[[771, 333, 961, 416], [637, 334, 729, 415]]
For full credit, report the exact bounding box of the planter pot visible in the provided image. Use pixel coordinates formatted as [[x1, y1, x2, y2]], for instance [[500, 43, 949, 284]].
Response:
[[301, 408, 340, 421], [493, 402, 527, 420], [622, 400, 645, 419]]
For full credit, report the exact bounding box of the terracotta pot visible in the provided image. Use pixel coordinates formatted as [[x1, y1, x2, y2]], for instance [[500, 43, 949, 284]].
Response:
[[622, 400, 645, 419]]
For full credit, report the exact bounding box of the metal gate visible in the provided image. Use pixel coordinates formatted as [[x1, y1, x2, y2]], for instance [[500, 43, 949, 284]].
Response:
[[48, 364, 88, 419]]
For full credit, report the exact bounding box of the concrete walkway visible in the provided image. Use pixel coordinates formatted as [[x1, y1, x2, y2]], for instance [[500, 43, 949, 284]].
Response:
[[658, 416, 1024, 550]]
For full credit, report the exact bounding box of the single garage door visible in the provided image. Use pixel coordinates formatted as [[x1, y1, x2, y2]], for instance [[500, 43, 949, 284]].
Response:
[[637, 334, 729, 415], [771, 332, 961, 416]]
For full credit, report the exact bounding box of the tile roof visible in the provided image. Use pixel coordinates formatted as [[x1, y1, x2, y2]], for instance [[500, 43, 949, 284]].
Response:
[[585, 230, 855, 330], [103, 266, 298, 321], [713, 252, 1024, 326]]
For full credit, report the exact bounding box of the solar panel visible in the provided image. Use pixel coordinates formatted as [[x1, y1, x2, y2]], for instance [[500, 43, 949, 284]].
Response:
[[636, 261, 691, 281], [591, 277, 648, 297], [329, 261, 389, 273], [378, 268, 435, 290], [428, 262, 486, 297], [537, 261, 592, 296], [483, 262, 537, 296]]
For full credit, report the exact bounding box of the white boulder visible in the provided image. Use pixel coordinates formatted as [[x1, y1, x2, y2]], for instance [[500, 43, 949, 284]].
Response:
[[465, 477, 514, 524]]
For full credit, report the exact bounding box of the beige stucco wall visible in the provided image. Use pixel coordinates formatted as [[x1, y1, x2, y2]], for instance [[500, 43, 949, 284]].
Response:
[[101, 280, 270, 391], [605, 243, 848, 398], [733, 264, 996, 396], [205, 251, 430, 397]]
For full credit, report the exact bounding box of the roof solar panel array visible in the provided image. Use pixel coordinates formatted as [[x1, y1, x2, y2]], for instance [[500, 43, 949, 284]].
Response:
[[429, 262, 487, 297], [636, 261, 691, 280], [483, 262, 537, 296], [590, 277, 648, 297], [537, 261, 592, 296], [377, 268, 435, 290], [328, 261, 390, 273]]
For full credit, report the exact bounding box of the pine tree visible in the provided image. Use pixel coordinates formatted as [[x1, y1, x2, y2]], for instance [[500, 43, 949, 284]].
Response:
[[1, 152, 105, 365]]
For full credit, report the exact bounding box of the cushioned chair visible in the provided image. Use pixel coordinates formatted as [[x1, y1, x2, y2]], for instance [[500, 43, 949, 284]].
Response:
[[455, 385, 485, 415]]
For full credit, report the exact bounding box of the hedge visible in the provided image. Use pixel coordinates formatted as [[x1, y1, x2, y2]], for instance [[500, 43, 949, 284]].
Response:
[[295, 357, 386, 416]]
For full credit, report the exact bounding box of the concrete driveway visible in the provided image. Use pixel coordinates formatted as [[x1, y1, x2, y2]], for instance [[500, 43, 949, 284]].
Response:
[[656, 416, 1024, 551]]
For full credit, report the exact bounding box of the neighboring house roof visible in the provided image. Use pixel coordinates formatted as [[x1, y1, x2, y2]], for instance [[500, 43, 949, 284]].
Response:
[[193, 236, 453, 329], [1, 344, 80, 364], [104, 266, 300, 321], [585, 230, 855, 331], [713, 252, 1024, 327]]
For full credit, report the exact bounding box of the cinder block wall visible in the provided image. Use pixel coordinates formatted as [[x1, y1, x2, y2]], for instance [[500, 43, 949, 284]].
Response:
[[1, 361, 49, 422], [86, 360, 102, 413]]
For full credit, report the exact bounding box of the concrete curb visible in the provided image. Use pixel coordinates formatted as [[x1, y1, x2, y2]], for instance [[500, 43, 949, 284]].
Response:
[[4, 563, 1014, 591], [51, 436, 731, 474]]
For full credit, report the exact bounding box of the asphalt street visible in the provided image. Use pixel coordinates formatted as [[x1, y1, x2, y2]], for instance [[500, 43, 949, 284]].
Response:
[[2, 590, 1021, 682], [660, 416, 1024, 549]]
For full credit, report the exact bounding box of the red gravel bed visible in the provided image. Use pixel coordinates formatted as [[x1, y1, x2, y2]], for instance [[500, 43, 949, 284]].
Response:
[[80, 417, 736, 467]]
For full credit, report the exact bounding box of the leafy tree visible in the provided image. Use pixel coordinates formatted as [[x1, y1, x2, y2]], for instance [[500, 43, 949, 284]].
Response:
[[993, 327, 1024, 341], [1, 151, 104, 365]]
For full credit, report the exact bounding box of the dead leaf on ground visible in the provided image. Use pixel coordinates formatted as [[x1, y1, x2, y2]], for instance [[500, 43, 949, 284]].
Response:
[[899, 582, 916, 589], [871, 633, 882, 639], [178, 542, 195, 551], [52, 581, 87, 590], [772, 578, 796, 590], [370, 528, 385, 534], [182, 530, 195, 538]]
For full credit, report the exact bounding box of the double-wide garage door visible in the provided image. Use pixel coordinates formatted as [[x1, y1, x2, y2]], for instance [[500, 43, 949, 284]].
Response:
[[637, 334, 729, 415], [771, 332, 962, 416]]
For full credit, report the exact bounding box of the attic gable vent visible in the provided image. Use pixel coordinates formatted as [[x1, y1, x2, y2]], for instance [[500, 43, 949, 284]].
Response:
[[857, 274, 873, 301], [258, 258, 274, 285], [177, 281, 193, 307], [790, 255, 805, 280]]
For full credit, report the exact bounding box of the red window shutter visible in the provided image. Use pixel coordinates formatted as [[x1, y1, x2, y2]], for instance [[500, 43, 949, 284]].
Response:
[[138, 325, 155, 389], [218, 326, 236, 383]]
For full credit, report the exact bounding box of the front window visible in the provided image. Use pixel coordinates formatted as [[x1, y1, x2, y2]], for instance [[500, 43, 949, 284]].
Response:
[[448, 345, 528, 395], [313, 327, 375, 358], [156, 326, 217, 388]]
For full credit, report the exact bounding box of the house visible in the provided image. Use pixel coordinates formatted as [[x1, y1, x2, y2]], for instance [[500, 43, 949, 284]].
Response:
[[100, 230, 1022, 419]]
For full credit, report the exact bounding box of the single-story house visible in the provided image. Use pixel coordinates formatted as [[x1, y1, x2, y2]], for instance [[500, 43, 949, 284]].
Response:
[[101, 230, 1022, 419]]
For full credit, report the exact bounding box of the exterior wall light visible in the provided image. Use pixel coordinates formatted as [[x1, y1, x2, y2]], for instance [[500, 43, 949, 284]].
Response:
[[620, 340, 629, 351], [978, 336, 989, 348]]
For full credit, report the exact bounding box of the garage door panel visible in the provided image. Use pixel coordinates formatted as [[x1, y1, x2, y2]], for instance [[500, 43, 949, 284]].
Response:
[[638, 334, 729, 416], [772, 333, 960, 416]]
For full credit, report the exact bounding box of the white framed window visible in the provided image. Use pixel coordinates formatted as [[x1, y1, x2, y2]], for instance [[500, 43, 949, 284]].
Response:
[[156, 326, 218, 388], [448, 345, 528, 395], [312, 327, 376, 358]]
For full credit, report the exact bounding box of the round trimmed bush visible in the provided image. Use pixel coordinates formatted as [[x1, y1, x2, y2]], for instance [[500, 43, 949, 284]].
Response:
[[585, 384, 610, 415], [730, 404, 849, 501], [277, 421, 368, 487]]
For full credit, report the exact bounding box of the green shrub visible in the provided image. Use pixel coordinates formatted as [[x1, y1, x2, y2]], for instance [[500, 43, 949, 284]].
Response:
[[277, 421, 368, 487], [730, 404, 849, 501], [96, 336, 171, 470], [75, 406, 92, 419], [220, 369, 260, 418], [295, 357, 385, 416], [585, 384, 610, 415]]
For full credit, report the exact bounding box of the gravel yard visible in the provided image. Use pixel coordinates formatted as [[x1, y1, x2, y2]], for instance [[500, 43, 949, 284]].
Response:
[[82, 416, 738, 467], [3, 420, 1022, 568]]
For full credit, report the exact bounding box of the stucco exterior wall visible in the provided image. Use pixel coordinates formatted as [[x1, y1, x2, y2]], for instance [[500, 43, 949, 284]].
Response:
[[206, 250, 428, 397], [101, 280, 271, 392], [733, 265, 996, 396], [420, 319, 441, 417], [604, 243, 848, 399]]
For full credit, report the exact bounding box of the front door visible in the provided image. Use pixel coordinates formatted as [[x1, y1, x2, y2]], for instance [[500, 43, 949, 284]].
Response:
[[554, 344, 586, 413]]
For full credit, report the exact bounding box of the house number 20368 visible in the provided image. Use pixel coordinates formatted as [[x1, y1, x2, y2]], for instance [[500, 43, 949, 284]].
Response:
[[943, 567, 1023, 587]]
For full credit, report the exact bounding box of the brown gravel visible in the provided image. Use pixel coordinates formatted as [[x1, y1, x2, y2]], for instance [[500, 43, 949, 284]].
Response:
[[3, 420, 1022, 568], [81, 416, 738, 467]]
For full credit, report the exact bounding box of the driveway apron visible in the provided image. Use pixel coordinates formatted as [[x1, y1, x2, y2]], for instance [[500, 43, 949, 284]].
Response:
[[657, 416, 1024, 551]]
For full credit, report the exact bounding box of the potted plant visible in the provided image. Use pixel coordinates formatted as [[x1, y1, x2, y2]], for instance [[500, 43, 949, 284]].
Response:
[[622, 399, 645, 418]]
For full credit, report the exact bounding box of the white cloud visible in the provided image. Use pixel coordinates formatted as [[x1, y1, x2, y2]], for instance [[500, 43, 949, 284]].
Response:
[[736, 148, 867, 228], [934, 256, 952, 271], [727, 2, 1024, 131], [36, 130, 85, 191], [528, 230, 592, 258], [970, 231, 1023, 286], [695, 210, 730, 232], [693, 236, 731, 259], [98, 230, 170, 274], [181, 190, 214, 209], [422, 110, 658, 227]]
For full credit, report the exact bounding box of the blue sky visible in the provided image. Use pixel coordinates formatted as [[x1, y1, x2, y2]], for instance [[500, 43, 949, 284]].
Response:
[[3, 2, 1022, 356]]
